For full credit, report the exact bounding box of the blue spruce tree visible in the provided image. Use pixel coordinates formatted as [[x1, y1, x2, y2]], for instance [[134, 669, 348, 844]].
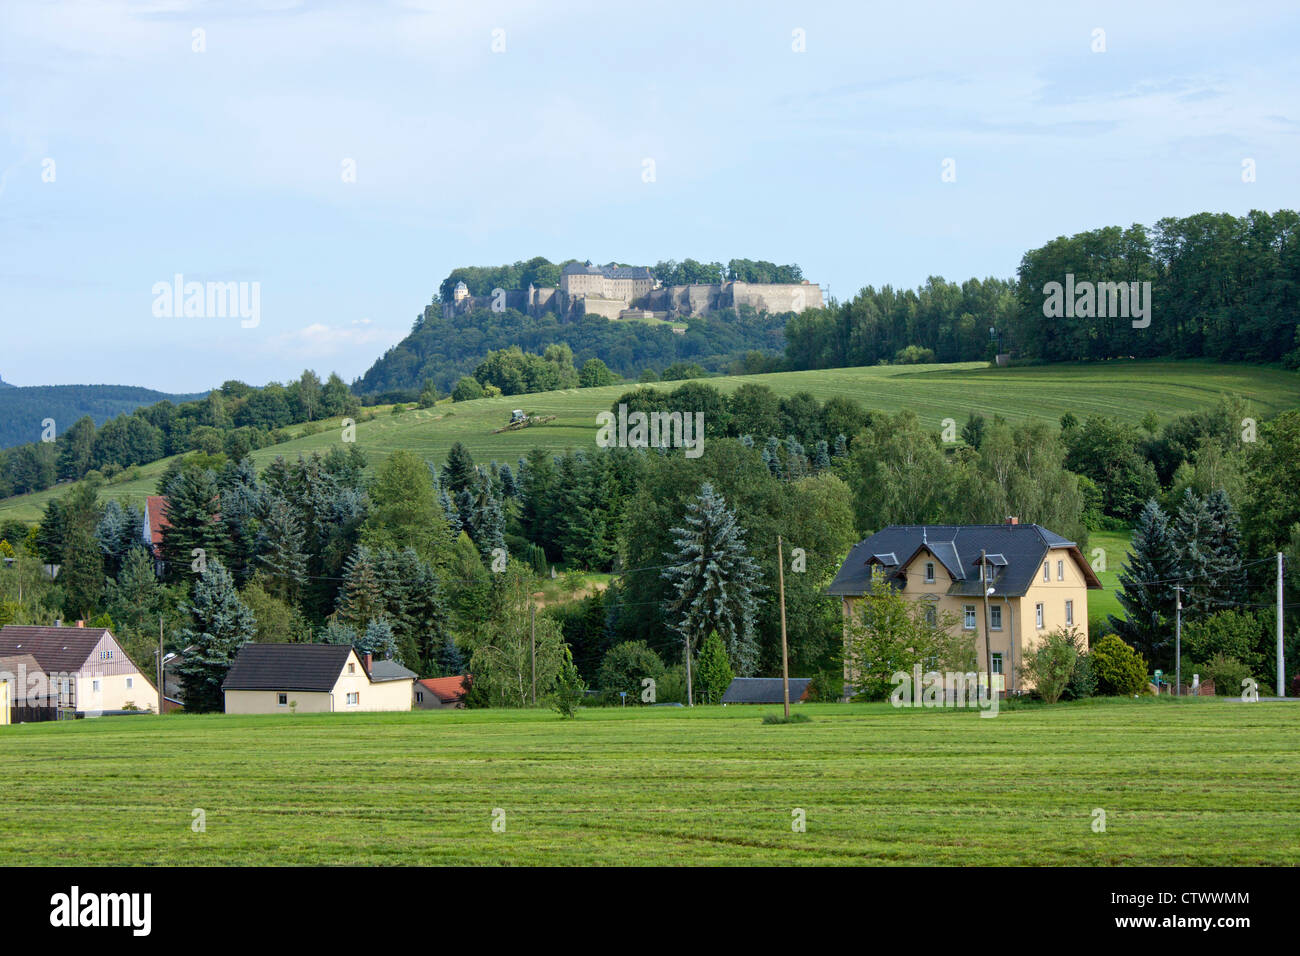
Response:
[[662, 482, 763, 698]]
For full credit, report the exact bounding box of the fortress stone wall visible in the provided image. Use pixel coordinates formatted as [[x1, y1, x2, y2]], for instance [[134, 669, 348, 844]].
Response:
[[443, 264, 822, 321]]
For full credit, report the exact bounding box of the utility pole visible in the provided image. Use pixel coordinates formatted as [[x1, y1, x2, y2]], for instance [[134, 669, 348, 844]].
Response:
[[1174, 585, 1184, 696], [980, 549, 993, 702], [530, 602, 536, 706], [685, 635, 694, 707], [1278, 553, 1286, 698], [157, 614, 164, 715], [777, 535, 791, 719]]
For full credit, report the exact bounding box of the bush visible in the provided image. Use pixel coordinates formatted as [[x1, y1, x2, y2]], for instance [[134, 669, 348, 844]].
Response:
[[596, 641, 665, 704], [1064, 651, 1097, 700], [1181, 610, 1266, 672], [806, 667, 845, 703], [1197, 653, 1251, 697], [1020, 627, 1081, 704], [451, 376, 484, 402], [551, 646, 585, 718], [1091, 634, 1149, 696]]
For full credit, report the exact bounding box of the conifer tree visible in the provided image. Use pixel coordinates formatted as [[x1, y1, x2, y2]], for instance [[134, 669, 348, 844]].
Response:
[[334, 546, 385, 632], [441, 442, 477, 498], [175, 559, 256, 713], [695, 631, 735, 704], [662, 482, 763, 693], [1110, 498, 1179, 667], [256, 496, 308, 603], [160, 467, 223, 583], [438, 636, 466, 676], [813, 440, 831, 472], [60, 482, 104, 619]]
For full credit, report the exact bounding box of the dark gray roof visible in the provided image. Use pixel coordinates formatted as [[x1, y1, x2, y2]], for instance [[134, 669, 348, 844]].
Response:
[[0, 625, 108, 672], [368, 659, 416, 682], [827, 524, 1098, 598], [222, 643, 353, 692], [721, 677, 812, 704], [562, 262, 653, 279]]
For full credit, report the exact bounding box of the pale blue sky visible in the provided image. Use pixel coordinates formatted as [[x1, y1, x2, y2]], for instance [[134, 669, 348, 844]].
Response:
[[1, 0, 1297, 391]]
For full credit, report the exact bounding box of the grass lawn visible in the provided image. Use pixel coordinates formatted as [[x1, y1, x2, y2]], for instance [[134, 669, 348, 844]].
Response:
[[2, 698, 1296, 865], [0, 358, 1294, 524], [1087, 529, 1133, 631]]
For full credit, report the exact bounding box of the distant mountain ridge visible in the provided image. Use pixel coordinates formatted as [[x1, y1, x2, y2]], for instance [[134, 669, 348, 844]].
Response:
[[0, 383, 208, 450]]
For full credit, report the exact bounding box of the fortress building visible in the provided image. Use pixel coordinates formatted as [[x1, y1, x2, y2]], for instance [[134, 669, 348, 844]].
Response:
[[444, 261, 822, 321]]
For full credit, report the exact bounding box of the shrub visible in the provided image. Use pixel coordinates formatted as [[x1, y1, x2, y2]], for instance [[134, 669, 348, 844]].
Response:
[[807, 667, 845, 703], [596, 640, 665, 704], [551, 646, 585, 718], [762, 712, 812, 724], [1197, 653, 1251, 697], [451, 376, 483, 402], [1091, 634, 1149, 696], [1181, 610, 1266, 672], [1020, 627, 1081, 704], [1064, 651, 1097, 700]]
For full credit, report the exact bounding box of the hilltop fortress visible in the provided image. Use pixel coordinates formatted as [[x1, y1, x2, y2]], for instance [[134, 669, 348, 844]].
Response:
[[445, 261, 823, 321]]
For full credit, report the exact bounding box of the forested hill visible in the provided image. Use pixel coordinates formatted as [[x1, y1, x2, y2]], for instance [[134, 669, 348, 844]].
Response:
[[0, 384, 207, 450], [354, 303, 787, 396]]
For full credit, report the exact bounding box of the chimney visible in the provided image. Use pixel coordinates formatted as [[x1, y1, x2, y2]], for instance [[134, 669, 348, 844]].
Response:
[[364, 653, 372, 674], [54, 618, 62, 627], [76, 620, 85, 628], [1005, 516, 1019, 525]]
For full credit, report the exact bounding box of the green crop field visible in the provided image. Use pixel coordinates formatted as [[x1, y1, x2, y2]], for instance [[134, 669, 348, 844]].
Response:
[[0, 359, 1294, 524], [1, 698, 1296, 865]]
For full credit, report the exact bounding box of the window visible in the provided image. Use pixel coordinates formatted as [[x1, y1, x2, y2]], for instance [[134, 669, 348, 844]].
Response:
[[346, 692, 360, 706], [92, 679, 101, 692], [416, 691, 424, 703], [278, 693, 287, 706], [991, 653, 1004, 675], [99, 649, 113, 661], [1035, 603, 1044, 629], [964, 605, 976, 630], [1057, 559, 1064, 581], [1043, 562, 1050, 582], [925, 561, 935, 583], [924, 605, 937, 626], [348, 663, 355, 674], [126, 677, 133, 689], [1065, 600, 1074, 626], [990, 605, 1002, 630]]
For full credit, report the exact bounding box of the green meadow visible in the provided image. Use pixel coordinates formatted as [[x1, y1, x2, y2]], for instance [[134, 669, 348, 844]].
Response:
[[1, 698, 1296, 865], [1, 358, 1294, 524]]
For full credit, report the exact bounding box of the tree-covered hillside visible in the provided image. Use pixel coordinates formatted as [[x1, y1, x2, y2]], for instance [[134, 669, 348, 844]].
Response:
[[0, 384, 206, 450], [354, 303, 788, 396]]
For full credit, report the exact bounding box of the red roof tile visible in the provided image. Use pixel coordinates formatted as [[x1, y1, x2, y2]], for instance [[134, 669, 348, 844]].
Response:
[[417, 675, 469, 703]]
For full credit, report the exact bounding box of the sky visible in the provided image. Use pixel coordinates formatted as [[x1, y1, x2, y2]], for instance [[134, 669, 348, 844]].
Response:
[[1, 0, 1297, 392]]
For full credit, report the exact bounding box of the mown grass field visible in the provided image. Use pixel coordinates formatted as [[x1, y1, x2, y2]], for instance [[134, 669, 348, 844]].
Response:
[[0, 359, 1294, 523], [1, 698, 1296, 865]]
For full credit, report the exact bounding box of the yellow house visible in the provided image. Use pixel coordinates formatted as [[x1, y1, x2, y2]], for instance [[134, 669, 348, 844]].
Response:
[[222, 643, 414, 714], [828, 520, 1102, 695], [0, 624, 160, 714]]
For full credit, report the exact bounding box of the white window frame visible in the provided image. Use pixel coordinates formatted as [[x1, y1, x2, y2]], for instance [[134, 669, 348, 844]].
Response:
[[126, 677, 133, 689], [990, 605, 1002, 630], [92, 679, 101, 692], [925, 561, 935, 583], [991, 652, 1004, 675], [1057, 559, 1064, 581], [963, 605, 976, 630], [924, 605, 937, 626], [1042, 562, 1050, 583], [278, 693, 288, 707], [1035, 603, 1044, 629], [346, 692, 360, 706], [1065, 600, 1074, 626]]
